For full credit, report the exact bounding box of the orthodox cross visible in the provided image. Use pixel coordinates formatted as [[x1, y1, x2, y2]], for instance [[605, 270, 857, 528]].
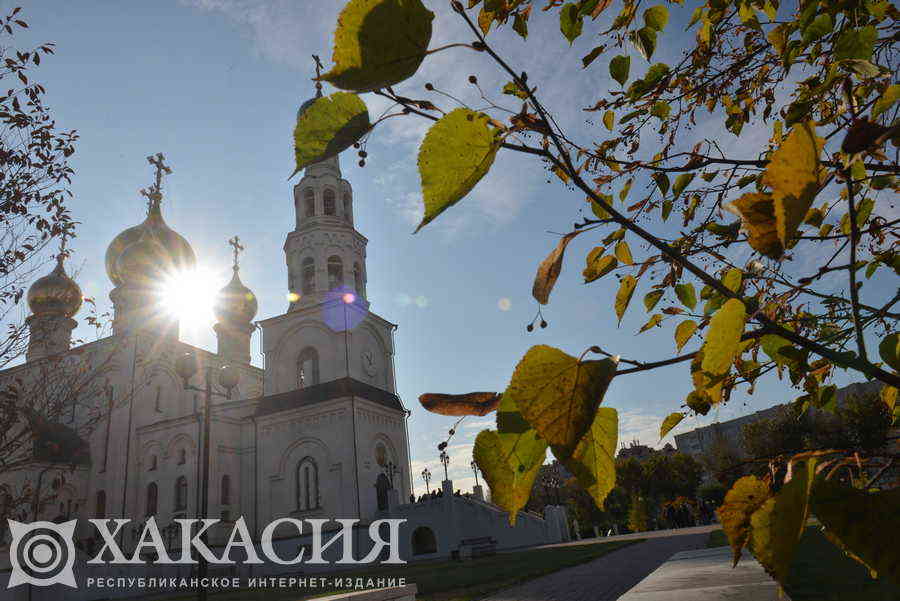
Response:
[[139, 152, 172, 211], [228, 235, 244, 270], [312, 54, 323, 97], [57, 228, 71, 262]]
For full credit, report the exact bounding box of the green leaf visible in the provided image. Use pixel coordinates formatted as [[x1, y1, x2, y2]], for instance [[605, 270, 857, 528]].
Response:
[[644, 289, 664, 312], [631, 27, 657, 61], [801, 13, 832, 44], [639, 313, 663, 333], [474, 430, 544, 525], [643, 5, 669, 32], [652, 172, 670, 195], [502, 81, 529, 99], [583, 249, 617, 283], [496, 393, 549, 475], [872, 84, 900, 120], [614, 241, 633, 265], [701, 299, 746, 376], [292, 92, 371, 174], [615, 275, 637, 325], [659, 412, 684, 440], [507, 345, 618, 460], [609, 55, 630, 86], [716, 475, 772, 567], [533, 231, 581, 304], [879, 332, 900, 371], [416, 108, 501, 233], [561, 407, 618, 508], [833, 26, 877, 61], [321, 0, 434, 92], [723, 268, 743, 293], [603, 110, 615, 131], [686, 389, 712, 415], [750, 458, 818, 585], [513, 10, 528, 38], [812, 479, 900, 585], [672, 173, 695, 199], [582, 46, 604, 68], [675, 283, 697, 310], [675, 319, 698, 352], [560, 3, 584, 44], [650, 101, 671, 120]]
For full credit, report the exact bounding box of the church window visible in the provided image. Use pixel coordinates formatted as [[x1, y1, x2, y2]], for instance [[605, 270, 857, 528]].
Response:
[[324, 189, 336, 215], [353, 263, 362, 294], [177, 449, 186, 465], [146, 483, 158, 517], [302, 258, 315, 294], [95, 490, 106, 518], [221, 475, 231, 505], [297, 347, 319, 387], [174, 476, 188, 511], [327, 255, 343, 290], [304, 188, 315, 217], [296, 457, 320, 511], [149, 455, 157, 471], [343, 193, 352, 224]]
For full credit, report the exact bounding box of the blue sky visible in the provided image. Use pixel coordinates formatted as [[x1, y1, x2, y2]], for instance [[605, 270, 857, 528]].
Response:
[[8, 1, 892, 495]]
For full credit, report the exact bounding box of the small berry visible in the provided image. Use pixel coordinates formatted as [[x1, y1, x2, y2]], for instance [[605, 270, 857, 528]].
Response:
[[425, 83, 434, 91], [358, 160, 365, 167], [540, 320, 547, 329], [359, 150, 368, 158], [468, 75, 477, 84], [449, 429, 455, 436], [526, 324, 534, 332], [353, 142, 360, 149]]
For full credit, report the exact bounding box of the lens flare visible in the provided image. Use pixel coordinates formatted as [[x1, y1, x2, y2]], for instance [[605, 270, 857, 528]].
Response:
[[159, 266, 222, 328]]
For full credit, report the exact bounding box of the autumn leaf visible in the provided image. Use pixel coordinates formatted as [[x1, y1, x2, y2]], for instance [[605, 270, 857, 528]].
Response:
[[292, 92, 371, 175], [644, 290, 664, 312], [878, 332, 899, 371], [614, 241, 633, 265], [562, 407, 618, 507], [701, 299, 746, 376], [659, 412, 684, 440], [560, 3, 583, 44], [583, 249, 617, 283], [534, 231, 582, 304], [496, 393, 549, 478], [675, 319, 698, 352], [418, 391, 501, 416], [639, 313, 662, 333], [474, 430, 544, 525], [615, 275, 637, 325], [717, 475, 772, 566], [675, 283, 697, 310], [727, 192, 781, 259], [609, 55, 630, 86]]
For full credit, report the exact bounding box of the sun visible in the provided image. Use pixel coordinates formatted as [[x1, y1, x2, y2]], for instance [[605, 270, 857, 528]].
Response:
[[159, 265, 223, 329]]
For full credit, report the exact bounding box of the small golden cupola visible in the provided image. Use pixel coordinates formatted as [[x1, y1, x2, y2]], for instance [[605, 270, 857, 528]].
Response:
[[213, 236, 257, 365], [26, 240, 82, 361]]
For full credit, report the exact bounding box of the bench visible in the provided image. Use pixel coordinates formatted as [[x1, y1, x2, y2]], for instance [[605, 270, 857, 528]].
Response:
[[458, 536, 497, 559]]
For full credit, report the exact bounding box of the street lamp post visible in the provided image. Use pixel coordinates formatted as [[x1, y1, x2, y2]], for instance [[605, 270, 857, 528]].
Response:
[[384, 461, 399, 488], [439, 450, 450, 482], [421, 467, 431, 495], [470, 460, 480, 488], [175, 353, 239, 601]]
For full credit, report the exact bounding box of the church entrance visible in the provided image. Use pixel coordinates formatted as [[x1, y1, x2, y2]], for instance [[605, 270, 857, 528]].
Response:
[[411, 526, 437, 555]]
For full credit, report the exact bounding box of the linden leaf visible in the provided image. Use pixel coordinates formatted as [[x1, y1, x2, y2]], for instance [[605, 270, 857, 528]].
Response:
[[603, 110, 615, 131], [716, 475, 772, 566], [562, 407, 617, 508], [496, 393, 549, 476], [474, 430, 544, 525], [292, 92, 371, 174], [644, 290, 664, 312], [722, 267, 743, 293], [321, 0, 434, 92], [811, 479, 900, 585], [609, 55, 630, 86], [639, 313, 663, 333], [560, 3, 584, 44], [507, 345, 618, 460], [672, 173, 694, 199], [675, 283, 697, 310], [631, 26, 657, 61], [659, 412, 684, 440], [418, 391, 501, 416], [727, 192, 781, 259], [833, 26, 877, 61], [614, 241, 633, 265], [652, 172, 670, 195], [643, 5, 668, 31], [761, 121, 825, 250], [872, 84, 900, 120], [701, 299, 746, 376], [584, 249, 617, 283], [533, 231, 582, 304], [615, 275, 637, 325], [750, 458, 817, 585], [878, 332, 900, 371], [416, 108, 501, 233], [686, 389, 712, 415], [675, 319, 698, 352]]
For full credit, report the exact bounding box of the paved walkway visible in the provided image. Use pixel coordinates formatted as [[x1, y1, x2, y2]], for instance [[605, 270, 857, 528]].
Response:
[[484, 530, 710, 601]]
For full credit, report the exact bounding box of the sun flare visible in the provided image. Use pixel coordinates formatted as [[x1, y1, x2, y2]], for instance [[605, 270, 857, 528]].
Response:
[[159, 266, 223, 328]]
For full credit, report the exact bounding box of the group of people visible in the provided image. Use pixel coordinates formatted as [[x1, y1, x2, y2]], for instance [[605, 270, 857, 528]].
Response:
[[409, 489, 473, 504]]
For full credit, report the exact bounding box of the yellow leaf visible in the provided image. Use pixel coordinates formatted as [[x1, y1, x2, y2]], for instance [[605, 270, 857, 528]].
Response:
[[615, 241, 633, 265], [507, 345, 617, 460], [474, 430, 543, 525], [659, 412, 684, 440], [321, 0, 434, 92], [532, 231, 581, 304], [562, 407, 618, 508], [675, 319, 698, 352], [701, 299, 746, 376], [716, 475, 772, 567], [615, 275, 637, 325], [761, 121, 825, 250], [583, 249, 618, 283], [603, 110, 615, 131], [639, 313, 663, 333], [292, 92, 371, 174]]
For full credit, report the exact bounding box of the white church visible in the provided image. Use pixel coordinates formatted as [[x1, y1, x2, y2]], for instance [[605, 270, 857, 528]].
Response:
[[0, 90, 569, 597]]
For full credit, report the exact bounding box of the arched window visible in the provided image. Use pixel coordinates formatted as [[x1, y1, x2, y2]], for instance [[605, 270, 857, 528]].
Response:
[[174, 476, 188, 511], [323, 189, 336, 215], [148, 455, 157, 471], [327, 255, 343, 290], [221, 475, 231, 506], [296, 457, 320, 511], [304, 188, 315, 218], [95, 490, 106, 518], [411, 527, 437, 555], [177, 449, 186, 465], [302, 257, 315, 294], [146, 483, 158, 517], [297, 347, 319, 387], [353, 263, 363, 294], [343, 193, 352, 224]]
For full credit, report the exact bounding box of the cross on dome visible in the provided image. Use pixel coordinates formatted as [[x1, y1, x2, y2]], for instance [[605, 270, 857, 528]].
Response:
[[312, 54, 324, 98], [139, 152, 173, 212], [228, 235, 244, 270]]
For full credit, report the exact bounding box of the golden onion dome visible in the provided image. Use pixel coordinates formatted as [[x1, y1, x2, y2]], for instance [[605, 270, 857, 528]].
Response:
[[105, 200, 195, 287], [114, 229, 174, 287], [27, 255, 83, 318], [214, 267, 258, 323]]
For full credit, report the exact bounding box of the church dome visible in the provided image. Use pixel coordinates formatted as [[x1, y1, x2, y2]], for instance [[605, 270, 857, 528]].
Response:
[[27, 255, 82, 318], [105, 201, 196, 287], [114, 228, 175, 287], [214, 267, 258, 323]]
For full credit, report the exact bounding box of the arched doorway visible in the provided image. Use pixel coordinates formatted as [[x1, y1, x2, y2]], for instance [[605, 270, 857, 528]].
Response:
[[375, 473, 390, 511], [411, 526, 437, 555]]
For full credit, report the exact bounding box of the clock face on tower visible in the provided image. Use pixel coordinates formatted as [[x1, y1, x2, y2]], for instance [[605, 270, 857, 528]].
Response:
[[361, 348, 377, 377]]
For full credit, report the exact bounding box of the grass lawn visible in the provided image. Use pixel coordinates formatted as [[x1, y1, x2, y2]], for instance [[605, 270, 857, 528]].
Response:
[[706, 526, 900, 601], [150, 538, 641, 601]]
